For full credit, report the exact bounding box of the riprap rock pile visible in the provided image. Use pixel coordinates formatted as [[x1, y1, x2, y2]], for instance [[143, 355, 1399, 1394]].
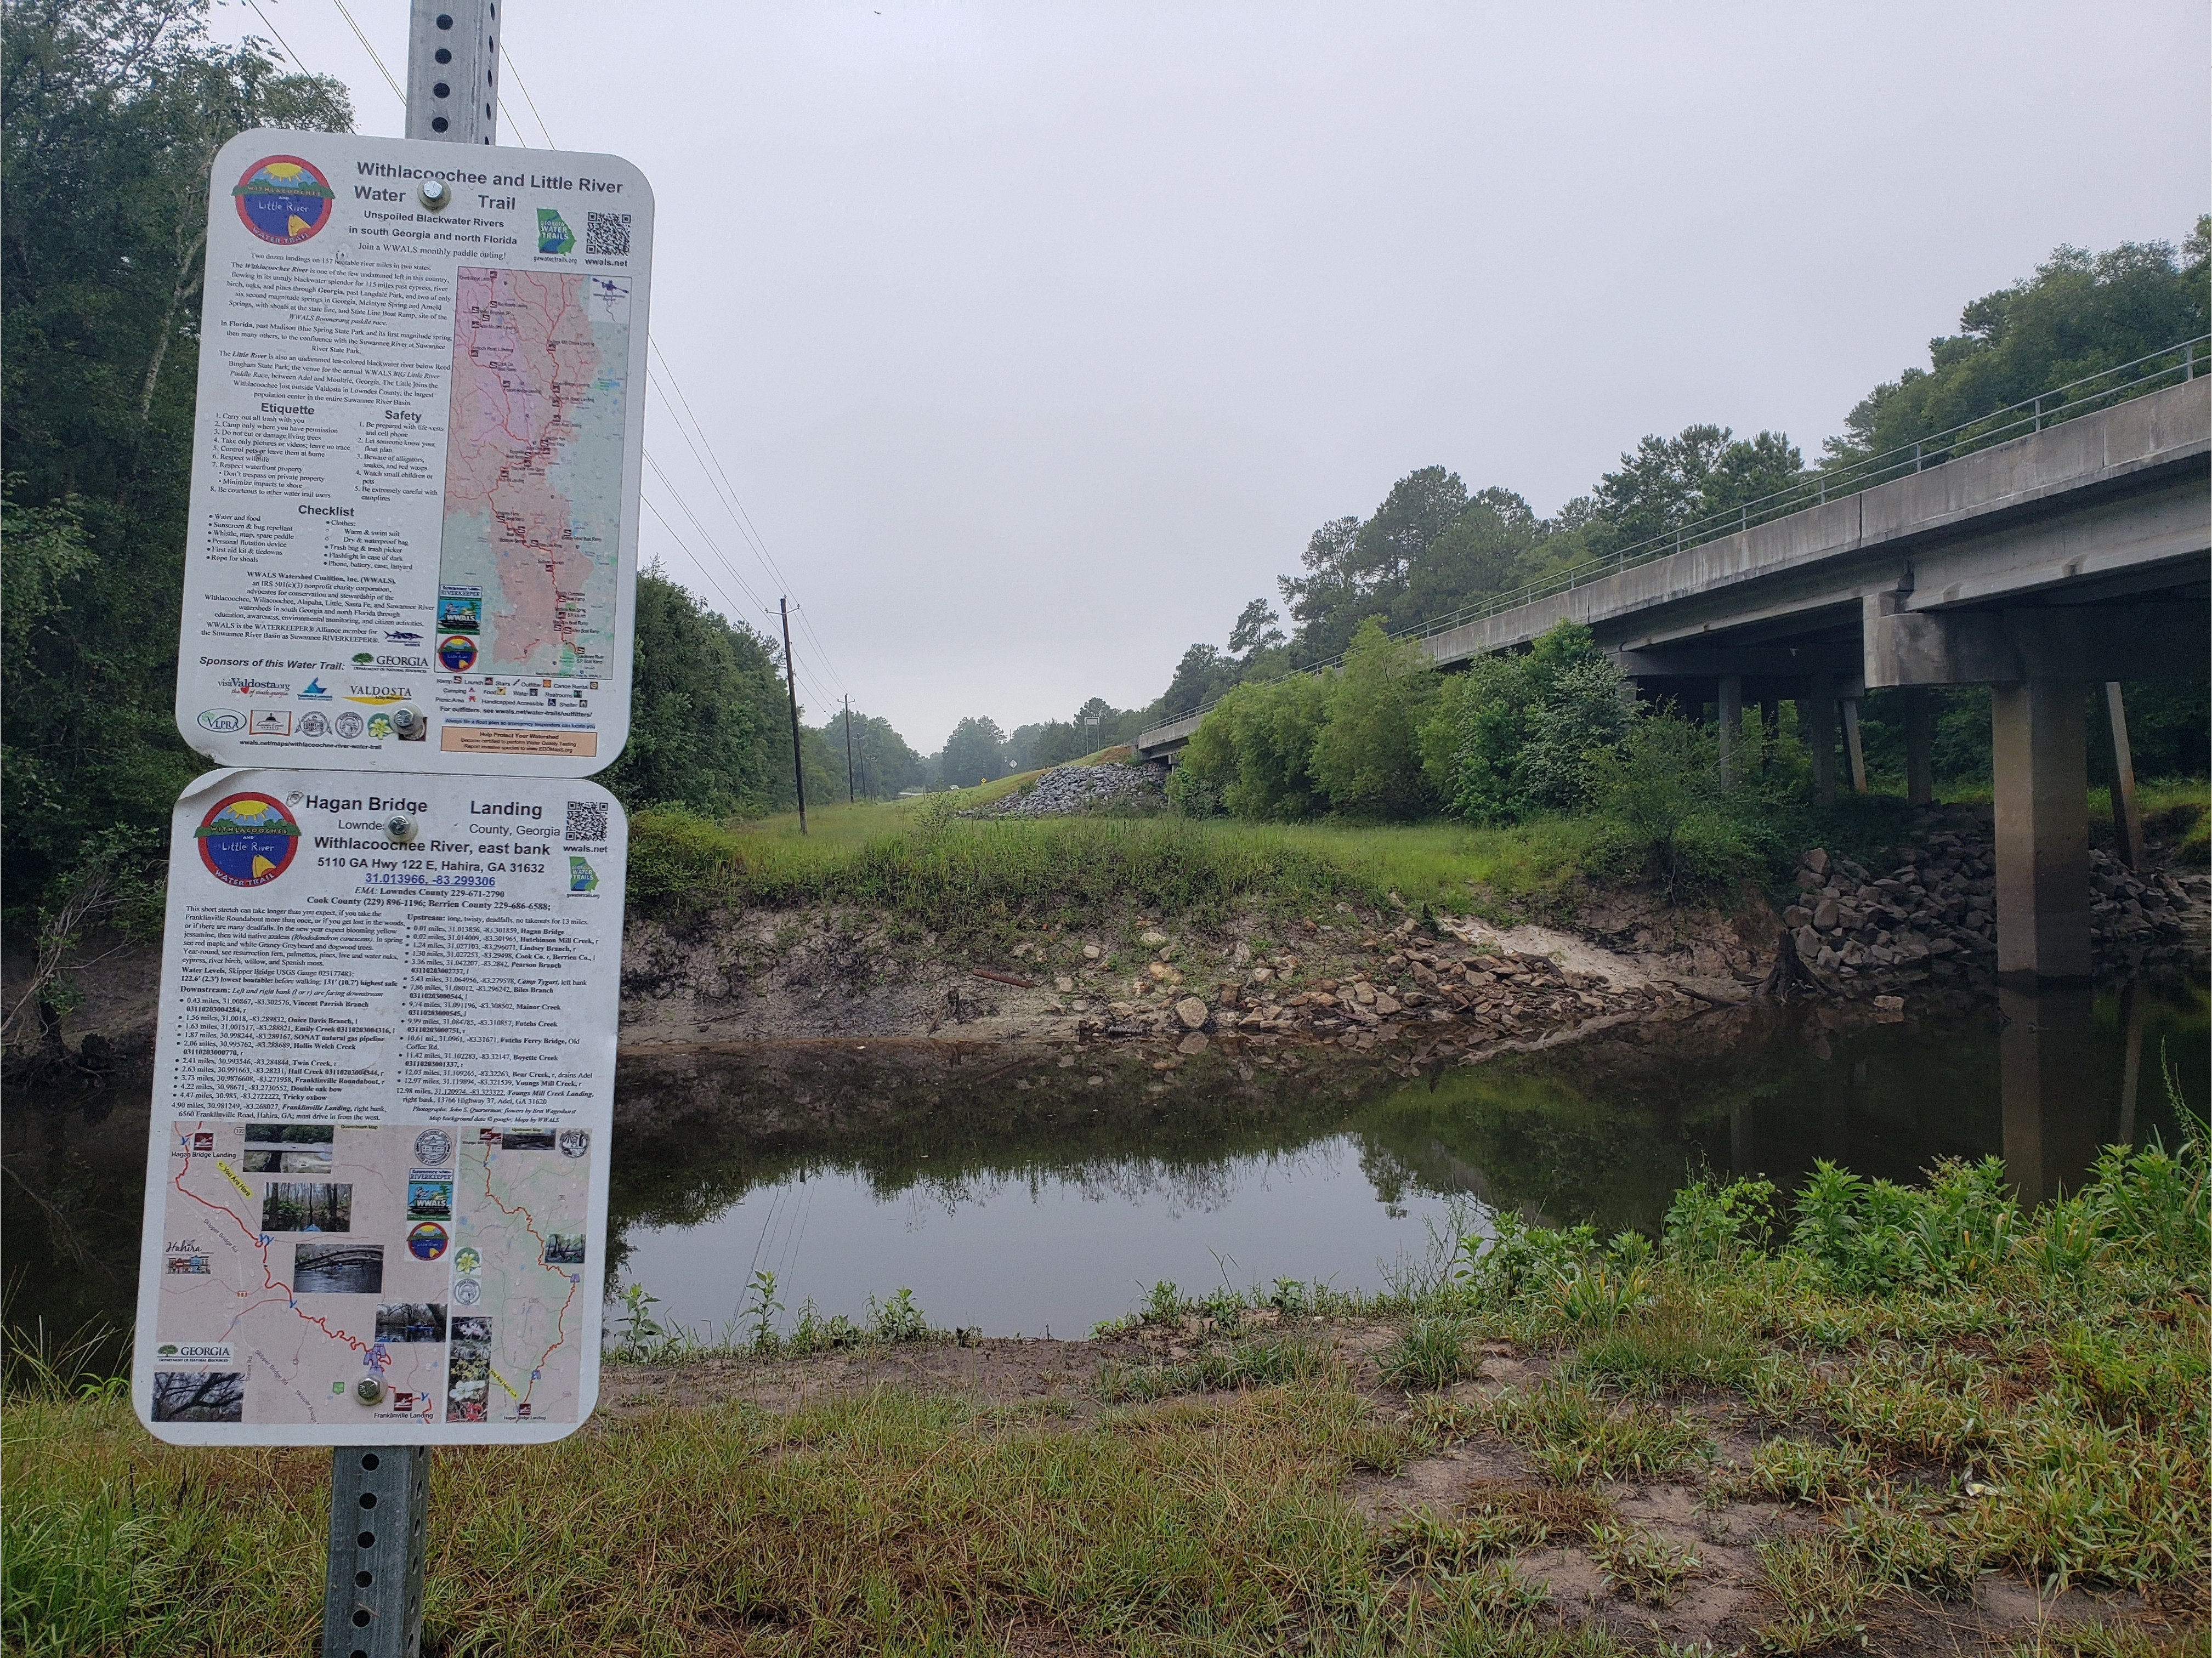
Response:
[[969, 762, 1169, 819]]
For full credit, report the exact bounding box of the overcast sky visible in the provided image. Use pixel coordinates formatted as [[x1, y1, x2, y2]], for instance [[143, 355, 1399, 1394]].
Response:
[[213, 1, 2209, 754]]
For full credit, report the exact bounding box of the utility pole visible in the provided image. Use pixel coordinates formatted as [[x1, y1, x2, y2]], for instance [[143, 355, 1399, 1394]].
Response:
[[843, 696, 856, 803], [781, 597, 807, 832], [317, 12, 503, 1657]]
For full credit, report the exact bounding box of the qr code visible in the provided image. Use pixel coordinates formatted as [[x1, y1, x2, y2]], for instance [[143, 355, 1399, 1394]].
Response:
[[585, 212, 630, 256], [565, 799, 609, 842]]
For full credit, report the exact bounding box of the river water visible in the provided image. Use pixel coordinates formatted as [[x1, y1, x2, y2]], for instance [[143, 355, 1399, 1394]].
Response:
[[6, 975, 2203, 1370]]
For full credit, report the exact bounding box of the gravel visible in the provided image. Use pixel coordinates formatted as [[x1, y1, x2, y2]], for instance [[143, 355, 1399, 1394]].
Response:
[[1779, 807, 2205, 976], [967, 762, 1169, 819]]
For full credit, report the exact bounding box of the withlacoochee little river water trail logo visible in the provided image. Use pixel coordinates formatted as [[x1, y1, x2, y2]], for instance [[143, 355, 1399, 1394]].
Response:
[[196, 793, 300, 887], [233, 156, 333, 246]]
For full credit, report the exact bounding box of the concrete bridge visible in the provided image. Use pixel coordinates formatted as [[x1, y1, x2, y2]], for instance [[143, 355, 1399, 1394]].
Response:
[[1137, 374, 2209, 982]]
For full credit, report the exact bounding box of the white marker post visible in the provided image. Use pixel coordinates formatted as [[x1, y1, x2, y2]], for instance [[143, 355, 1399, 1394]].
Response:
[[132, 8, 654, 1655]]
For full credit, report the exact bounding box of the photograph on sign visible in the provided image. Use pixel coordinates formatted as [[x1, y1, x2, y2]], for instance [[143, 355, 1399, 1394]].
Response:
[[174, 132, 653, 775], [132, 769, 626, 1444]]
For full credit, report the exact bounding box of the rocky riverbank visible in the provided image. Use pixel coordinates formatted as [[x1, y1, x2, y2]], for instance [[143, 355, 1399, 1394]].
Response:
[[1779, 803, 2203, 976], [10, 807, 2205, 1086]]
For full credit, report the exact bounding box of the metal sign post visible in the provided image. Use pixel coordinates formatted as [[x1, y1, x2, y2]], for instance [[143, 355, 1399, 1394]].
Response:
[[129, 8, 655, 1656]]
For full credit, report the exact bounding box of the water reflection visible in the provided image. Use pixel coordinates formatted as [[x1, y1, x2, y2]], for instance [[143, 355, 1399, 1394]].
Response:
[[5, 976, 2203, 1369]]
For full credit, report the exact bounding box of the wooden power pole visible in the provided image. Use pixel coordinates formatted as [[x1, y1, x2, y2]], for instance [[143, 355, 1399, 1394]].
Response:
[[843, 696, 856, 803], [781, 597, 807, 833]]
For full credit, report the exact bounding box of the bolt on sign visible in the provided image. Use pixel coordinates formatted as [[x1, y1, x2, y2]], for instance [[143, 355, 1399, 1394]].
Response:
[[175, 132, 654, 775], [133, 770, 625, 1444]]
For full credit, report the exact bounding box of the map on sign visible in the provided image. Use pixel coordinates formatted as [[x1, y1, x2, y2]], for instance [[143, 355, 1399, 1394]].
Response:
[[149, 1121, 592, 1431], [134, 769, 624, 1445], [173, 131, 651, 776], [439, 269, 631, 679]]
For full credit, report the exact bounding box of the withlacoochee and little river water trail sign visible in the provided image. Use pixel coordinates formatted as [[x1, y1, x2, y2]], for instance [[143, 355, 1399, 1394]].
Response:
[[132, 769, 626, 1445], [175, 131, 654, 776]]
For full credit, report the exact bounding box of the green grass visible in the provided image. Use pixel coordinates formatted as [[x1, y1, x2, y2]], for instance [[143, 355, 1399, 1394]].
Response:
[[628, 792, 1602, 932], [1379, 1315, 1479, 1391], [9, 1131, 2206, 1655]]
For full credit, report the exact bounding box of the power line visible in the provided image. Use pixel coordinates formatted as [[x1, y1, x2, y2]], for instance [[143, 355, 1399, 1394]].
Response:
[[325, 0, 403, 104], [247, 0, 317, 78], [499, 47, 559, 147], [643, 455, 774, 615], [639, 497, 763, 629], [644, 347, 855, 699]]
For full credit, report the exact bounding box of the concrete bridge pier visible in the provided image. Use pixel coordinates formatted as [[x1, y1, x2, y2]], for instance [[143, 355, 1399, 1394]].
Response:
[[1998, 979, 2102, 1203], [1991, 679, 2092, 981], [1716, 674, 1743, 789], [1903, 690, 1935, 808], [1803, 673, 1838, 807]]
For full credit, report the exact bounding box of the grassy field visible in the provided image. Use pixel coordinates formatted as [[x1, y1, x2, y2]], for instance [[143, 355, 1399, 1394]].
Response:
[[626, 787, 1614, 930], [9, 1125, 2204, 1656], [624, 754, 2207, 938]]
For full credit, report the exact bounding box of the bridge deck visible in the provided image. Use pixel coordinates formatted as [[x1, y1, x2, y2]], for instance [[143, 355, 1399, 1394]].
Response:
[[1137, 378, 2208, 758]]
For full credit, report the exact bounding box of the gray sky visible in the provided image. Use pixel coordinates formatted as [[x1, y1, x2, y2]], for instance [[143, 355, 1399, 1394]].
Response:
[[216, 1, 2210, 754]]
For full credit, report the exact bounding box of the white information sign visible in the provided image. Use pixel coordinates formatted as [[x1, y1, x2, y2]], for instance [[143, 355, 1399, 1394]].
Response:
[[132, 769, 626, 1444], [174, 131, 653, 775]]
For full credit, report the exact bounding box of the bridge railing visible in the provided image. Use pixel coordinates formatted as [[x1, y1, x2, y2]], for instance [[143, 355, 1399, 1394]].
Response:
[[1141, 334, 2209, 742]]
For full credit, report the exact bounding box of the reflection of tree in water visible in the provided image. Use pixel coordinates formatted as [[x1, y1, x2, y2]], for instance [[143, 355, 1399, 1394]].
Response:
[[892, 1142, 1359, 1225], [598, 984, 2209, 1288], [151, 1370, 243, 1421], [262, 1182, 351, 1233]]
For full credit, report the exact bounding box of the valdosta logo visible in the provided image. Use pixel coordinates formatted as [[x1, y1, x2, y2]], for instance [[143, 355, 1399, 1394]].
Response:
[[232, 156, 333, 246], [197, 709, 247, 733], [196, 792, 300, 887]]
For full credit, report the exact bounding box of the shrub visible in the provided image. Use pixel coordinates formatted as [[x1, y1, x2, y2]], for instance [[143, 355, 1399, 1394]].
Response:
[[1663, 1175, 1778, 1267], [1419, 620, 1626, 823], [1309, 619, 1438, 819], [1176, 674, 1330, 820], [1380, 1316, 1477, 1390]]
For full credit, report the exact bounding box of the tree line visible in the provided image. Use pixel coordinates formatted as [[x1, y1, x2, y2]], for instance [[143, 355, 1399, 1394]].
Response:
[[1151, 228, 2212, 769]]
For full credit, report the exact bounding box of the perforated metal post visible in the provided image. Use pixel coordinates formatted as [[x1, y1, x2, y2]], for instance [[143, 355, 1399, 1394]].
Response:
[[322, 1445, 430, 1658], [316, 13, 499, 1651], [406, 0, 501, 144]]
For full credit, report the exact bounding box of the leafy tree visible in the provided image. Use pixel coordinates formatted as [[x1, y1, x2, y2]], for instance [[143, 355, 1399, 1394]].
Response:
[[1227, 597, 1285, 657], [1390, 487, 1545, 629], [600, 573, 791, 818], [1276, 514, 1366, 665], [1176, 674, 1330, 820], [1157, 643, 1241, 718], [1829, 229, 2211, 465], [2, 0, 352, 922], [1349, 467, 1468, 594], [941, 716, 1009, 788], [1588, 425, 1805, 555], [811, 708, 921, 800], [1420, 621, 1627, 823], [1309, 619, 1437, 820]]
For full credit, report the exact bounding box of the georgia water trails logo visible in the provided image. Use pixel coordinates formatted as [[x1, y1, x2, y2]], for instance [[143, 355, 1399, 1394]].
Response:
[[196, 792, 301, 888], [233, 156, 334, 246]]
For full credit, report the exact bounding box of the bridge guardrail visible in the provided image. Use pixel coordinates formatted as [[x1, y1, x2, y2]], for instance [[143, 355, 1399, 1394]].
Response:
[[1141, 335, 2209, 744]]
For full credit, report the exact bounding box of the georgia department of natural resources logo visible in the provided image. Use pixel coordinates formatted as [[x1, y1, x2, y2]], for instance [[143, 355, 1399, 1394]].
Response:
[[233, 156, 334, 246], [196, 792, 300, 887]]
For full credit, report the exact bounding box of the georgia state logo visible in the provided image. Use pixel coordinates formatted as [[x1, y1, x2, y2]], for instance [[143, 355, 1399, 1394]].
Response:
[[233, 156, 334, 246], [196, 792, 301, 887]]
